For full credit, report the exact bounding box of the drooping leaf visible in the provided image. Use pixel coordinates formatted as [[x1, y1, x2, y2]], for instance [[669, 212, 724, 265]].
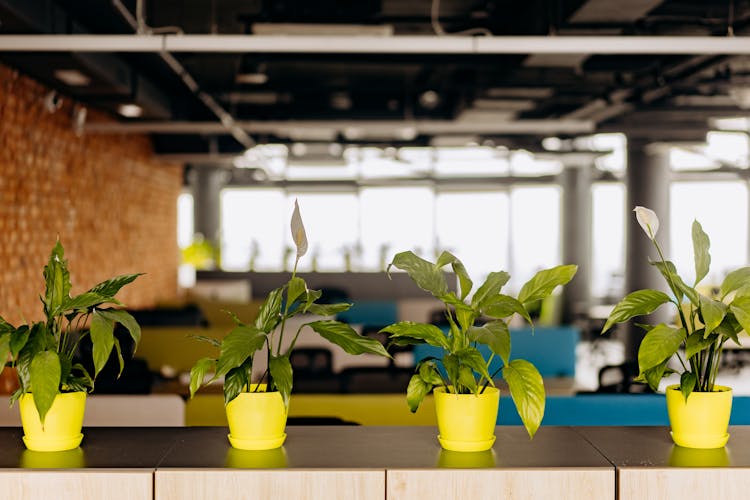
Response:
[[639, 358, 671, 392], [455, 347, 493, 384], [189, 357, 215, 398], [602, 289, 671, 334], [255, 287, 284, 333], [29, 350, 61, 425], [67, 364, 93, 392], [380, 322, 449, 349], [269, 355, 293, 405], [97, 308, 141, 352], [406, 373, 432, 413], [88, 273, 142, 298], [63, 292, 110, 313], [215, 325, 266, 377], [9, 325, 29, 357], [480, 295, 531, 325], [90, 311, 115, 378], [715, 312, 742, 345], [457, 365, 477, 393], [306, 303, 352, 316], [388, 251, 448, 298], [417, 360, 444, 385], [468, 321, 510, 366], [503, 359, 545, 439], [308, 320, 391, 357], [302, 289, 323, 313], [699, 295, 727, 337], [436, 251, 473, 300], [721, 267, 750, 300], [680, 371, 697, 402], [471, 271, 511, 308], [517, 265, 578, 307], [686, 330, 717, 359], [730, 295, 750, 336], [286, 276, 307, 306], [223, 365, 249, 405], [692, 220, 711, 286], [638, 324, 684, 372]]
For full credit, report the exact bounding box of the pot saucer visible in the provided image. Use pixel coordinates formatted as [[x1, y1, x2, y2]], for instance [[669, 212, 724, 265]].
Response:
[[670, 431, 729, 449], [438, 435, 495, 452], [228, 433, 286, 450], [22, 433, 83, 452]]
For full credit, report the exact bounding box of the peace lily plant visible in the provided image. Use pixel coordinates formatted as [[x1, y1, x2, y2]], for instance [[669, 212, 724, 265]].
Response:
[[189, 200, 389, 407], [602, 206, 750, 399], [0, 241, 142, 426], [381, 251, 577, 439]]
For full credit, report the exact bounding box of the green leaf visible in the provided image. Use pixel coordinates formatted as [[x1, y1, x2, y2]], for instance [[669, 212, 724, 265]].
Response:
[[0, 334, 10, 377], [680, 371, 697, 402], [436, 251, 473, 300], [255, 287, 284, 333], [63, 292, 110, 313], [443, 353, 460, 388], [286, 277, 307, 306], [215, 325, 266, 377], [223, 365, 249, 405], [468, 321, 510, 365], [88, 273, 142, 298], [309, 320, 391, 357], [98, 309, 142, 352], [699, 295, 727, 337], [471, 271, 510, 308], [306, 303, 352, 316], [639, 358, 671, 392], [29, 351, 61, 425], [388, 251, 448, 298], [189, 357, 215, 398], [406, 373, 432, 413], [517, 265, 578, 307], [731, 295, 750, 336], [188, 335, 221, 348], [455, 307, 475, 332], [602, 289, 671, 333], [480, 295, 531, 325], [721, 267, 750, 300], [59, 354, 72, 386], [503, 359, 545, 439], [457, 365, 477, 393], [43, 240, 71, 317], [380, 322, 449, 349], [417, 360, 444, 385], [716, 313, 742, 345], [112, 338, 125, 377], [686, 330, 717, 359], [9, 325, 29, 357], [302, 289, 323, 312], [455, 347, 493, 384], [90, 311, 115, 378], [692, 220, 711, 286], [637, 324, 684, 372], [651, 260, 699, 306], [67, 364, 93, 393], [269, 355, 293, 405]]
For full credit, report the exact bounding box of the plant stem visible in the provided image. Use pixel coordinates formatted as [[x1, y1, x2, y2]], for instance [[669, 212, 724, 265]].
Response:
[[287, 324, 307, 355], [275, 258, 299, 357]]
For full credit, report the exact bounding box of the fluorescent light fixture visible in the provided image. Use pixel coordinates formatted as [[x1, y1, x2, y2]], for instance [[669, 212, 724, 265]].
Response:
[[54, 69, 91, 86], [236, 72, 268, 85], [251, 23, 394, 36], [117, 103, 143, 118], [711, 117, 750, 131]]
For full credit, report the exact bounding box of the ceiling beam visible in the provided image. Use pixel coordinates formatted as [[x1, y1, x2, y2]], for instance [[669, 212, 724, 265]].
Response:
[[2, 34, 750, 55]]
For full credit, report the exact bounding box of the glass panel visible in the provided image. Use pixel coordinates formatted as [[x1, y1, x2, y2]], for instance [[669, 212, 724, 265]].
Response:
[[220, 188, 286, 271], [177, 192, 194, 249], [670, 181, 749, 284], [360, 186, 435, 270], [591, 183, 625, 299]]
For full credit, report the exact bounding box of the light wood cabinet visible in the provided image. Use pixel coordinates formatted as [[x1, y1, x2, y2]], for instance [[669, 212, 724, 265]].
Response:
[[1, 470, 152, 500]]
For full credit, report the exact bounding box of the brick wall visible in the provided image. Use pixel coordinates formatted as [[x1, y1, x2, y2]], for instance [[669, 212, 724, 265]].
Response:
[[0, 64, 183, 323]]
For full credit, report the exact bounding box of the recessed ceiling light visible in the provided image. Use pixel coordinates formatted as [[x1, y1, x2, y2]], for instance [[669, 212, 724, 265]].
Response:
[[117, 103, 143, 118], [54, 69, 91, 87]]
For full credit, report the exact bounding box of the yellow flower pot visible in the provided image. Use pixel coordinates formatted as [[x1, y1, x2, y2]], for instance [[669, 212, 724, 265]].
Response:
[[19, 392, 86, 452], [666, 384, 732, 449], [225, 385, 288, 450], [434, 386, 499, 452]]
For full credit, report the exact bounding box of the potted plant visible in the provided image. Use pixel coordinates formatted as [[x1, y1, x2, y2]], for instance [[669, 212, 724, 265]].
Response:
[[380, 251, 577, 451], [0, 240, 142, 451], [602, 206, 750, 448], [189, 201, 390, 450]]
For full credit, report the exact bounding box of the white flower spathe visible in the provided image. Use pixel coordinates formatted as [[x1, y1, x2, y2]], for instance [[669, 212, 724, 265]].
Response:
[[634, 206, 659, 240], [291, 199, 308, 258]]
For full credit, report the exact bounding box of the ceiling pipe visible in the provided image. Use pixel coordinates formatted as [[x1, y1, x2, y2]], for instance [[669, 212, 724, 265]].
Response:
[[2, 34, 750, 55], [109, 0, 254, 149]]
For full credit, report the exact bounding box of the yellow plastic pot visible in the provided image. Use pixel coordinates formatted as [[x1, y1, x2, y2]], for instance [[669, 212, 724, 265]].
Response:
[[434, 386, 499, 452], [666, 384, 732, 449], [225, 384, 287, 450], [19, 392, 86, 452]]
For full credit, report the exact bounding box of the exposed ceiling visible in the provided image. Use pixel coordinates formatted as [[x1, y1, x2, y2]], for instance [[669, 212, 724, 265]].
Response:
[[2, 0, 750, 167]]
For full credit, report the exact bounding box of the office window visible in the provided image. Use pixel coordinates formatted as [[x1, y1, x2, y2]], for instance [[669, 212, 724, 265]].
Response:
[[670, 181, 748, 284], [177, 192, 194, 249], [360, 186, 434, 270], [509, 186, 561, 291], [591, 183, 625, 299], [435, 191, 509, 284], [285, 192, 359, 271], [221, 188, 286, 271]]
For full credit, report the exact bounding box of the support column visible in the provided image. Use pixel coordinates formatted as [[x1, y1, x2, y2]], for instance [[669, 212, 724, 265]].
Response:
[[623, 140, 672, 361], [560, 155, 594, 326], [191, 166, 228, 251]]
